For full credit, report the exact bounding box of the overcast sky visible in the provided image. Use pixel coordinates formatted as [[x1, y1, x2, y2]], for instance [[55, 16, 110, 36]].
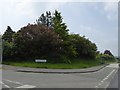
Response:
[[0, 0, 118, 56]]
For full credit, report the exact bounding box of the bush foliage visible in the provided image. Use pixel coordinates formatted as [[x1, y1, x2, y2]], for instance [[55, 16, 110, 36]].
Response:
[[2, 10, 101, 63]]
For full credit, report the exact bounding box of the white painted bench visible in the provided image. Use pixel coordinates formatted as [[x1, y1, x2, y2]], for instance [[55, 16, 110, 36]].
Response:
[[35, 59, 47, 63]]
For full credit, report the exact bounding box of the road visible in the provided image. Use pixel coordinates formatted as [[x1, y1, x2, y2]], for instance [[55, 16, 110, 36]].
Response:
[[107, 66, 119, 89], [1, 64, 119, 89]]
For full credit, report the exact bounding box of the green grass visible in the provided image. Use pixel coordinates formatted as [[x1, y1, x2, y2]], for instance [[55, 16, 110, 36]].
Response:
[[2, 59, 103, 69]]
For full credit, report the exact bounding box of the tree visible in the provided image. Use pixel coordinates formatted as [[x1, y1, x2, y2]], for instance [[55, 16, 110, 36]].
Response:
[[3, 41, 14, 60], [13, 24, 63, 62], [36, 10, 69, 39], [70, 34, 97, 59], [2, 26, 15, 60], [53, 10, 80, 60], [53, 10, 69, 40], [2, 10, 98, 63], [2, 26, 15, 42], [104, 50, 113, 56], [36, 10, 97, 60], [36, 11, 53, 27]]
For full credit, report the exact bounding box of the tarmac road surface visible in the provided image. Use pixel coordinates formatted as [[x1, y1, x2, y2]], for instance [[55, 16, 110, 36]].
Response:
[[1, 64, 119, 89]]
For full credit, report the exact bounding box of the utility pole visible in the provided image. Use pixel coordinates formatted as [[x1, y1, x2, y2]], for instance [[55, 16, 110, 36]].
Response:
[[0, 33, 2, 64]]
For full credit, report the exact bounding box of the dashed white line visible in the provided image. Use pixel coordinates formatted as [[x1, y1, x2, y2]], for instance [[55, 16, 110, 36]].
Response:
[[101, 80, 104, 83], [103, 77, 108, 81], [105, 69, 118, 88], [103, 69, 115, 81], [95, 69, 116, 88]]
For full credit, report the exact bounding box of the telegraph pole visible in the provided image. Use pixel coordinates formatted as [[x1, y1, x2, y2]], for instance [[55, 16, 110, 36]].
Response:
[[0, 33, 2, 64]]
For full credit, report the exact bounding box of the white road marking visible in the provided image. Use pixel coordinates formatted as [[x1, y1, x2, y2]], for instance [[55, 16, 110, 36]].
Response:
[[103, 69, 115, 80], [103, 77, 108, 81], [3, 79, 36, 88], [106, 64, 118, 68], [6, 80, 14, 83], [4, 84, 10, 88], [95, 69, 116, 88], [77, 64, 118, 75], [6, 79, 23, 85], [0, 81, 10, 88], [14, 82, 22, 84], [0, 81, 4, 84], [16, 85, 36, 88], [105, 69, 118, 88], [106, 83, 109, 88], [95, 86, 98, 88]]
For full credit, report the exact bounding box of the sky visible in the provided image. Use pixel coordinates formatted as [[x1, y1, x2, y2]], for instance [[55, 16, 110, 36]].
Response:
[[0, 0, 118, 56]]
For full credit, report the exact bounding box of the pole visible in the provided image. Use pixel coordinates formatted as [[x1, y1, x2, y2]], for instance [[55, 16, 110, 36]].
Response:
[[0, 35, 2, 64]]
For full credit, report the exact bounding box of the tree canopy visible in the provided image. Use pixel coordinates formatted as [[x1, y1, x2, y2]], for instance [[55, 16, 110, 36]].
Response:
[[13, 24, 64, 62], [2, 10, 99, 63], [104, 50, 113, 56], [2, 26, 15, 42]]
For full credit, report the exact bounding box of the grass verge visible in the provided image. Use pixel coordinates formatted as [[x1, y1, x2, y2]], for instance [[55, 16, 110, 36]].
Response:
[[2, 59, 103, 69]]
